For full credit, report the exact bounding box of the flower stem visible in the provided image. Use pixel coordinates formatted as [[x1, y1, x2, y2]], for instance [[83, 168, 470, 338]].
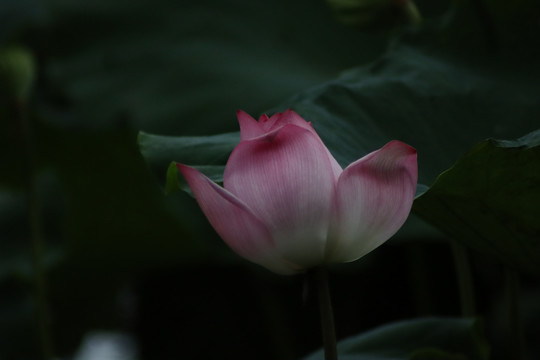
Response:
[[505, 267, 523, 360], [17, 101, 54, 360], [313, 267, 338, 360], [451, 241, 475, 317]]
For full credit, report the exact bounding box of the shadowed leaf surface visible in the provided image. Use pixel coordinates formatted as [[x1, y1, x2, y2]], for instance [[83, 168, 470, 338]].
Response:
[[304, 317, 488, 360], [413, 129, 540, 276]]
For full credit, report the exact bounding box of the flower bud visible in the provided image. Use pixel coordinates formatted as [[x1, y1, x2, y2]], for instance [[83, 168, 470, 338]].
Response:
[[178, 110, 418, 274], [0, 46, 36, 102]]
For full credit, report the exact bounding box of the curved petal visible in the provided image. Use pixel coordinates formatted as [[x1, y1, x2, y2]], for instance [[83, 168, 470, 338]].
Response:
[[326, 141, 418, 262], [281, 110, 343, 179], [258, 110, 342, 179], [223, 125, 336, 268], [259, 111, 282, 132], [264, 109, 313, 133], [258, 114, 270, 122], [237, 110, 265, 141], [177, 164, 300, 274]]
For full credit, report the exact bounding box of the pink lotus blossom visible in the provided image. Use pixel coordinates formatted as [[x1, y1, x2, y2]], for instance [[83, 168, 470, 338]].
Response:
[[177, 110, 417, 274]]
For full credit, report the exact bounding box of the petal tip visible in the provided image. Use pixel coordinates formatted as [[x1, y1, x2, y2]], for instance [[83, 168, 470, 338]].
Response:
[[176, 162, 191, 174], [176, 162, 188, 173], [176, 163, 202, 187], [385, 140, 417, 154], [237, 110, 264, 140]]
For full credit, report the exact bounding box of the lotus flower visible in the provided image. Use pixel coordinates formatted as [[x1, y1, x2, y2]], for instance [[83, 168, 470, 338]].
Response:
[[177, 110, 417, 274]]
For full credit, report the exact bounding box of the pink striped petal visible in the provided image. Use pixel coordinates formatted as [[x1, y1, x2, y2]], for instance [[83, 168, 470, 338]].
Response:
[[326, 141, 418, 262], [266, 109, 312, 132], [259, 112, 281, 131], [223, 124, 336, 268], [237, 110, 265, 141], [260, 110, 342, 179], [258, 114, 270, 122], [177, 164, 300, 274], [280, 110, 342, 179]]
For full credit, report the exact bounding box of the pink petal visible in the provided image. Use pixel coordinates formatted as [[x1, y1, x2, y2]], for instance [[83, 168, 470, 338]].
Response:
[[261, 109, 313, 133], [277, 109, 313, 130], [258, 114, 270, 122], [223, 124, 337, 268], [263, 110, 343, 179], [259, 112, 281, 131], [326, 141, 418, 262], [177, 164, 300, 274], [280, 110, 342, 179], [237, 110, 265, 141]]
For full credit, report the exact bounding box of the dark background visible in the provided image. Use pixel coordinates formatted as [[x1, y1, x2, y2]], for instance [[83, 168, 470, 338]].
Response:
[[1, 0, 539, 359]]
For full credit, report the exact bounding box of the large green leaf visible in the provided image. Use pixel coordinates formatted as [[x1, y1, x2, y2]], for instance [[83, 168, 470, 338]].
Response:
[[139, 41, 539, 192], [137, 2, 540, 249], [138, 131, 238, 179], [304, 317, 489, 360], [281, 44, 538, 189], [44, 0, 388, 133], [413, 129, 540, 276], [138, 131, 239, 193]]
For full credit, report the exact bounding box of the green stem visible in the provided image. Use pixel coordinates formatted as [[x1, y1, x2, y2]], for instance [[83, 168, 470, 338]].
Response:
[[505, 267, 523, 360], [451, 241, 475, 317], [313, 267, 338, 360], [18, 101, 54, 360]]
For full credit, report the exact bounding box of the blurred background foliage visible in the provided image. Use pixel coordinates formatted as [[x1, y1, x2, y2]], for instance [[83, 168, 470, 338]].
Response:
[[1, 0, 539, 359]]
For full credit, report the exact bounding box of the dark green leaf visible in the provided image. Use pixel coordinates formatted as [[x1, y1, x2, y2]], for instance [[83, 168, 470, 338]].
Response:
[[44, 0, 387, 133], [138, 131, 238, 189], [304, 317, 489, 360], [137, 3, 539, 245], [165, 162, 226, 195], [413, 129, 540, 276], [279, 44, 539, 190], [138, 131, 238, 166], [139, 43, 539, 197], [410, 348, 467, 360]]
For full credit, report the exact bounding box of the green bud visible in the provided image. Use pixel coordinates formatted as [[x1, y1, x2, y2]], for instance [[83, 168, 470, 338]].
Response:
[[0, 46, 36, 103]]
